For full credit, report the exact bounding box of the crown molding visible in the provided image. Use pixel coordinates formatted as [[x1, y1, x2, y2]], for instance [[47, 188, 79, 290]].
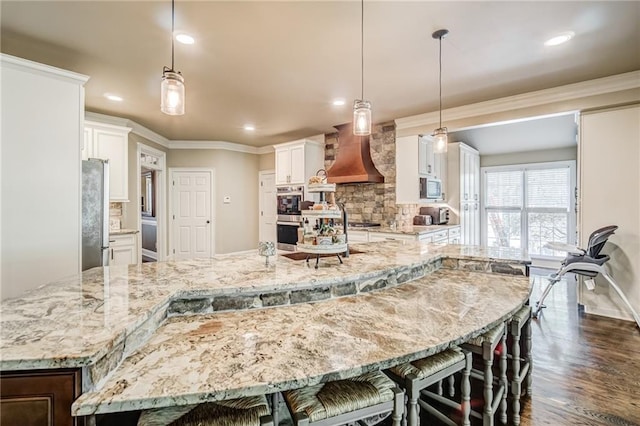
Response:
[[128, 121, 171, 148], [1, 53, 89, 85], [395, 71, 640, 130], [170, 140, 270, 154]]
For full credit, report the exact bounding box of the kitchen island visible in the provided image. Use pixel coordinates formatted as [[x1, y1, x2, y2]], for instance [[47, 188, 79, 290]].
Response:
[[0, 241, 530, 421]]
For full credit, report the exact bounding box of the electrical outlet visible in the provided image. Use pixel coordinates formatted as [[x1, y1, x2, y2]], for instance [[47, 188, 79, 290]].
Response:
[[584, 279, 595, 291], [223, 196, 231, 204]]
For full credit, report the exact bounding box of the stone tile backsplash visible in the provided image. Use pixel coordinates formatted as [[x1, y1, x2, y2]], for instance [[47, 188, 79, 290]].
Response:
[[323, 122, 420, 227], [109, 202, 123, 231]]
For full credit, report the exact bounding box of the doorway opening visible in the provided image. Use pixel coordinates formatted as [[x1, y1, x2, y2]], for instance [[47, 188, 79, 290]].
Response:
[[137, 144, 166, 262]]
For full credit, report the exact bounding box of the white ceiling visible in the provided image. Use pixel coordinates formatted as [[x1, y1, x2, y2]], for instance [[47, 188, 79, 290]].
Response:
[[1, 1, 638, 147], [450, 113, 578, 155]]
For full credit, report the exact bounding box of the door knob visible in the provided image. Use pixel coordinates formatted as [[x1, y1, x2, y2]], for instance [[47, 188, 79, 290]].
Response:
[[206, 220, 210, 224]]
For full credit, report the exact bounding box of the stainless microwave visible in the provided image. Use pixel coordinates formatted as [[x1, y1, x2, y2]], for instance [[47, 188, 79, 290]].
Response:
[[419, 176, 443, 200]]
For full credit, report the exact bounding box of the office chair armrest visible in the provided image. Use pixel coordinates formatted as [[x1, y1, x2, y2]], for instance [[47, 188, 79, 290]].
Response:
[[543, 242, 585, 255]]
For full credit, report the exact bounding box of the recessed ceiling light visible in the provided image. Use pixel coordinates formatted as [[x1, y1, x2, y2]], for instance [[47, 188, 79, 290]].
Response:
[[176, 34, 195, 45], [544, 31, 575, 46], [104, 94, 123, 102], [243, 124, 255, 131], [332, 99, 346, 106]]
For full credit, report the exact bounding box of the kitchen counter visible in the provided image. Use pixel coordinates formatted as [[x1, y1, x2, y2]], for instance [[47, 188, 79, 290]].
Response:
[[0, 242, 530, 417], [73, 267, 530, 416], [109, 228, 139, 235], [364, 224, 460, 235]]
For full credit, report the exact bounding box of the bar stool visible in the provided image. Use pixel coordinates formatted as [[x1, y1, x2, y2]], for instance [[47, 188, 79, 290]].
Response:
[[136, 395, 273, 426], [283, 370, 404, 426], [508, 305, 532, 426], [386, 347, 472, 426], [461, 323, 508, 426]]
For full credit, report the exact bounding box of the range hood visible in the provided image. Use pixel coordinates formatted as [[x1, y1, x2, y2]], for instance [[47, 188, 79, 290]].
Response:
[[326, 123, 384, 184]]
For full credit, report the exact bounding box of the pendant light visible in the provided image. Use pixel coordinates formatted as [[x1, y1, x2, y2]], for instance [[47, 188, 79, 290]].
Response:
[[161, 0, 185, 115], [353, 0, 371, 136], [431, 29, 449, 153]]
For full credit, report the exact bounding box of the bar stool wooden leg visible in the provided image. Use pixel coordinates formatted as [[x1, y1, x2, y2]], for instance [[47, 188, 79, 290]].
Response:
[[483, 344, 494, 426], [462, 351, 472, 426], [406, 372, 420, 426], [511, 322, 522, 426], [392, 387, 404, 426], [499, 331, 507, 424], [525, 316, 533, 396]]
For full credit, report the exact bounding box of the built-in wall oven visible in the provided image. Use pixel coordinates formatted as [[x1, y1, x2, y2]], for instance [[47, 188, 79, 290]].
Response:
[[276, 186, 304, 250]]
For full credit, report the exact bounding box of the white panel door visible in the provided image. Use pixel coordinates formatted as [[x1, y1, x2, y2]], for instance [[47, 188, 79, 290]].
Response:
[[259, 172, 277, 243], [172, 171, 212, 259]]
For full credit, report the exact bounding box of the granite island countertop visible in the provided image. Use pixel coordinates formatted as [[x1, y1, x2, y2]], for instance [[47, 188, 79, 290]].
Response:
[[72, 267, 531, 416], [0, 242, 530, 416]]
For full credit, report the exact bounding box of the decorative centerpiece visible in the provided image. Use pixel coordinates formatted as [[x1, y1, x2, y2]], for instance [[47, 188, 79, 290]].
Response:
[[257, 241, 276, 267]]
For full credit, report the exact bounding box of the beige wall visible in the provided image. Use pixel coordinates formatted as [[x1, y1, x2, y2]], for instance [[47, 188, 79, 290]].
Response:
[[168, 149, 260, 254], [480, 146, 577, 167], [259, 152, 275, 171]]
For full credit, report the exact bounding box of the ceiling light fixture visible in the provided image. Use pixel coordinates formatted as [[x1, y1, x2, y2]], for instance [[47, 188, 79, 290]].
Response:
[[243, 124, 255, 131], [176, 34, 195, 45], [353, 0, 371, 136], [431, 28, 449, 154], [544, 31, 574, 46], [333, 99, 346, 106], [104, 94, 123, 102], [161, 0, 185, 115]]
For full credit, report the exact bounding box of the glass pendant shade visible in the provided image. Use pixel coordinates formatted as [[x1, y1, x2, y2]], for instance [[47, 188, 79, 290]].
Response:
[[432, 127, 448, 153], [353, 99, 372, 136], [161, 71, 185, 115]]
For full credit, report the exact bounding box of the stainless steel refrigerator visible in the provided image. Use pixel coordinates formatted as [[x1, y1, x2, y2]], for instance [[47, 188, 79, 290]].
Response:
[[82, 159, 110, 271]]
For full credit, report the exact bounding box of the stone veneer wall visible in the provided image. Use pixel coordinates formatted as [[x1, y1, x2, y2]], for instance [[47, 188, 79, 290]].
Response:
[[323, 122, 419, 227], [109, 202, 123, 231]]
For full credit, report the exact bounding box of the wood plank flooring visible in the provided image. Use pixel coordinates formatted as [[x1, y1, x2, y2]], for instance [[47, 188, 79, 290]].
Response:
[[516, 272, 640, 426]]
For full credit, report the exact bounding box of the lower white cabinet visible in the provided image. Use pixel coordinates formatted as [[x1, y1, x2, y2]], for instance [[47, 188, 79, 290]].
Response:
[[368, 232, 417, 243], [109, 234, 138, 265], [448, 226, 461, 244]]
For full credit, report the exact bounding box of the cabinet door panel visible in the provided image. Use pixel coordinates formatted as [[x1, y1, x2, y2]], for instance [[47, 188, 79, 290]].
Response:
[[0, 369, 81, 426], [418, 138, 428, 175], [288, 145, 305, 184], [275, 148, 291, 185], [93, 129, 128, 201]]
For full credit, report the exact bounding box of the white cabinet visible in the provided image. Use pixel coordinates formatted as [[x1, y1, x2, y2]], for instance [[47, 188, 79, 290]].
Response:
[[447, 142, 480, 245], [274, 139, 324, 186], [109, 234, 138, 265], [369, 232, 417, 243], [448, 226, 461, 244], [397, 135, 448, 203], [84, 121, 132, 201]]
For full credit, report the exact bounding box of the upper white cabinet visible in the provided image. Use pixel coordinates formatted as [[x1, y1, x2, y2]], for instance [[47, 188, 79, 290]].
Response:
[[396, 135, 448, 203], [447, 142, 480, 245], [274, 139, 324, 186], [84, 121, 132, 201]]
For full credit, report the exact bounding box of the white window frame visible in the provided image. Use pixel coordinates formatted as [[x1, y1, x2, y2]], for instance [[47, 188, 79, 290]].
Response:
[[481, 160, 577, 261]]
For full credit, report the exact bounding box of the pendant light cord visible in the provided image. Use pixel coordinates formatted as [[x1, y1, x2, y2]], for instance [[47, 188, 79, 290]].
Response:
[[171, 0, 175, 71], [361, 0, 364, 100], [438, 34, 442, 128]]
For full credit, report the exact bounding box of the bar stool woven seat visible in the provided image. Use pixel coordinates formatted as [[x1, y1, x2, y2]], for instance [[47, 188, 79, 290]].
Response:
[[137, 395, 273, 426], [283, 370, 403, 426], [387, 347, 472, 426]]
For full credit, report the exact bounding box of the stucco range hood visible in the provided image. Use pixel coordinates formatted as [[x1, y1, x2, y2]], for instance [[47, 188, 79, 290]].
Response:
[[326, 123, 384, 184]]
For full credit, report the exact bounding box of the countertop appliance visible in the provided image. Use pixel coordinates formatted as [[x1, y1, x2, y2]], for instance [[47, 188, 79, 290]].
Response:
[[277, 186, 304, 250], [82, 159, 110, 271], [420, 206, 449, 225], [419, 176, 443, 201], [413, 215, 433, 226]]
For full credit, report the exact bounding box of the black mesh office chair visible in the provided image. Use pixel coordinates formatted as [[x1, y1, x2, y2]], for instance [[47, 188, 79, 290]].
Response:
[[534, 225, 640, 328]]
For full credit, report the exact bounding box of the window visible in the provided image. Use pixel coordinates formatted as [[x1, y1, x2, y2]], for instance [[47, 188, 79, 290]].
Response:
[[482, 161, 576, 258]]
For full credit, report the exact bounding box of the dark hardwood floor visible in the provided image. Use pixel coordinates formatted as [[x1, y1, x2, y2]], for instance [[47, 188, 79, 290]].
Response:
[[517, 271, 640, 426]]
